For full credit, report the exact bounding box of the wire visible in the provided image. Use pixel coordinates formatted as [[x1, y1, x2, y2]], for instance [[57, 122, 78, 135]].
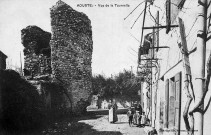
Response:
[[131, 4, 150, 29], [153, 4, 163, 11], [185, 17, 198, 38], [128, 50, 137, 57], [170, 2, 190, 10], [180, 0, 193, 18], [148, 5, 161, 26], [148, 5, 156, 24], [174, 48, 180, 65], [124, 1, 145, 20], [186, 28, 198, 42], [129, 33, 141, 43], [190, 39, 197, 51], [130, 47, 138, 54]]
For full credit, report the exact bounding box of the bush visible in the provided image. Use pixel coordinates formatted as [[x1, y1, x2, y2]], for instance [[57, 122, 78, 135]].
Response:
[[0, 69, 46, 131]]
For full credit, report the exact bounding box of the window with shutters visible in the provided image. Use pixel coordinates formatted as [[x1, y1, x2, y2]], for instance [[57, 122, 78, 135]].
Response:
[[163, 72, 182, 133], [164, 79, 169, 128], [174, 72, 182, 134], [169, 77, 175, 128]]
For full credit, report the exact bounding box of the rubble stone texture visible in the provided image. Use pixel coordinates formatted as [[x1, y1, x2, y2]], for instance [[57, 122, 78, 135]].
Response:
[[21, 26, 52, 76], [50, 1, 93, 110]]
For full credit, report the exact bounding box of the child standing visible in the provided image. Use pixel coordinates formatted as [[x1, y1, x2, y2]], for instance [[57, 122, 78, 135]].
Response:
[[127, 107, 133, 127], [140, 112, 147, 127]]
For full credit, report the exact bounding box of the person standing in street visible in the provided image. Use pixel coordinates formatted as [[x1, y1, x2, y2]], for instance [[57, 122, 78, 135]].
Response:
[[127, 107, 133, 127], [134, 101, 142, 126], [109, 99, 118, 123], [137, 101, 143, 126], [112, 99, 118, 123]]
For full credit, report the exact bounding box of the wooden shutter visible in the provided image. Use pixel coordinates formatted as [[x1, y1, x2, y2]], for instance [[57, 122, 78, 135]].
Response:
[[168, 72, 181, 133], [164, 79, 169, 128], [174, 72, 181, 135], [166, 0, 171, 33], [169, 77, 175, 128]]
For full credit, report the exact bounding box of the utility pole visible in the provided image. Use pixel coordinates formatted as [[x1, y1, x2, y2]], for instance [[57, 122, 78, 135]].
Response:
[[140, 1, 148, 46], [195, 0, 207, 135]]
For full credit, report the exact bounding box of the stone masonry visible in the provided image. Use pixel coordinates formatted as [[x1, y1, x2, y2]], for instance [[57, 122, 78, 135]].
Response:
[[21, 26, 51, 77], [50, 1, 93, 110]]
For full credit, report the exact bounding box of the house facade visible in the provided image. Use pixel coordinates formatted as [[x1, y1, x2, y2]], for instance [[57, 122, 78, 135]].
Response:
[[139, 0, 211, 135]]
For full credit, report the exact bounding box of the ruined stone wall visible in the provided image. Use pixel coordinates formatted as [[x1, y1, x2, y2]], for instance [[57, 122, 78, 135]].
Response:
[[21, 26, 51, 77], [50, 1, 92, 110]]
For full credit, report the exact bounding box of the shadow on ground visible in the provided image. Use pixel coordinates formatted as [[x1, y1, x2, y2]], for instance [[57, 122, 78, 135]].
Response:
[[0, 109, 127, 135], [63, 122, 122, 135], [40, 113, 123, 135], [0, 122, 123, 135]]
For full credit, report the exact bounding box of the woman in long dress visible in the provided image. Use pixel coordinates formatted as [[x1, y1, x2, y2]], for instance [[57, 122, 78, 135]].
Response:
[[109, 99, 118, 123]]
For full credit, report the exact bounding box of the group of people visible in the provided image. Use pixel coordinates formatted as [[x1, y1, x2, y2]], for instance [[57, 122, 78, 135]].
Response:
[[108, 100, 147, 127], [127, 101, 147, 127]]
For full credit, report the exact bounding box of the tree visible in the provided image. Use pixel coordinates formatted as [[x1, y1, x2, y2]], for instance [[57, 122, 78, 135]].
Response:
[[92, 74, 106, 96], [91, 70, 141, 101]]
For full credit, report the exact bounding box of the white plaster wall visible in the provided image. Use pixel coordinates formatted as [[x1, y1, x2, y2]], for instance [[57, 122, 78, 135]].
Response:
[[151, 0, 211, 134]]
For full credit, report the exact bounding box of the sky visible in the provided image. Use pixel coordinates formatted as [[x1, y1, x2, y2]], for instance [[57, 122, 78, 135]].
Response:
[[0, 0, 162, 77]]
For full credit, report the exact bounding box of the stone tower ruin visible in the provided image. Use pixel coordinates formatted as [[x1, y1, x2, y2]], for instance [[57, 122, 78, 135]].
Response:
[[50, 1, 93, 110], [21, 26, 52, 77]]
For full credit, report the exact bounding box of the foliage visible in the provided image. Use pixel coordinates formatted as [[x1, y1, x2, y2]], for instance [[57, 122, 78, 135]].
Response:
[[92, 74, 107, 96], [0, 69, 46, 131], [92, 70, 141, 101]]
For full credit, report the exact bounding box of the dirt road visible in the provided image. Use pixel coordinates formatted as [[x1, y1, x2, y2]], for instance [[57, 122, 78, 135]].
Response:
[[41, 111, 146, 135], [76, 114, 146, 135]]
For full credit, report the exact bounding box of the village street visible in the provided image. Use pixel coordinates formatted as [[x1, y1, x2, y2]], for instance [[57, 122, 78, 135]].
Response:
[[2, 0, 211, 135], [40, 109, 146, 135]]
